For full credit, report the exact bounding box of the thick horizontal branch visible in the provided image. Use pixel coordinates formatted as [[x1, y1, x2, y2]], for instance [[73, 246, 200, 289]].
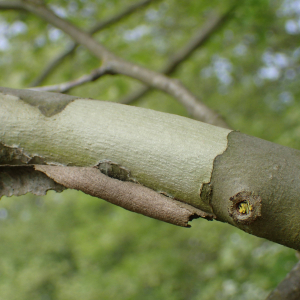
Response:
[[0, 1, 229, 128], [2, 87, 300, 251], [30, 0, 156, 86], [0, 87, 230, 213]]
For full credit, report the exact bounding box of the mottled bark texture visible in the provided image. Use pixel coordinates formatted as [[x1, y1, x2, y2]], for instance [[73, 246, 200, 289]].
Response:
[[0, 87, 228, 227], [0, 86, 78, 117], [201, 131, 300, 250], [0, 87, 230, 211], [2, 87, 300, 250]]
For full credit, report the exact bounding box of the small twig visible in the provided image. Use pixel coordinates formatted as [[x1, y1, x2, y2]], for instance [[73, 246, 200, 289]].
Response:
[[29, 0, 156, 86], [29, 65, 114, 93], [120, 7, 237, 105], [266, 259, 300, 300], [0, 1, 229, 128]]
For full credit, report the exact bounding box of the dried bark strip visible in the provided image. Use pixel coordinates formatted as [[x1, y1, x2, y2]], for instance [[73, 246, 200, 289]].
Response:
[[35, 165, 215, 227]]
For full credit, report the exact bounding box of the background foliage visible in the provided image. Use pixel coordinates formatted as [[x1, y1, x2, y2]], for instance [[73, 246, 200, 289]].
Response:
[[0, 0, 300, 299]]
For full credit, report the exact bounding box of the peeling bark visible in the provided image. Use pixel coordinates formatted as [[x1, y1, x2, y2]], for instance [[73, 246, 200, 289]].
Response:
[[35, 165, 215, 227], [0, 166, 65, 198], [0, 86, 79, 117]]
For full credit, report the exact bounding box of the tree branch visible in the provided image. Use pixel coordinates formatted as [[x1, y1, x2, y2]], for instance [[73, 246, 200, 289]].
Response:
[[2, 87, 300, 251], [29, 0, 156, 87], [266, 260, 300, 300], [0, 0, 229, 128], [120, 7, 236, 105], [0, 87, 227, 226], [0, 1, 24, 10], [31, 7, 236, 101], [29, 65, 115, 93]]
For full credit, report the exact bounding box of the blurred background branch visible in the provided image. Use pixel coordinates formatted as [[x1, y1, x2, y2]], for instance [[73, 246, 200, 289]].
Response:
[[29, 64, 115, 93], [29, 0, 158, 87], [121, 5, 237, 105], [266, 259, 300, 300], [1, 0, 229, 127], [30, 6, 236, 104]]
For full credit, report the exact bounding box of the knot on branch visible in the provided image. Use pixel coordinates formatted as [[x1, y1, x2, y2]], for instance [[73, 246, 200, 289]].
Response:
[[228, 191, 261, 225]]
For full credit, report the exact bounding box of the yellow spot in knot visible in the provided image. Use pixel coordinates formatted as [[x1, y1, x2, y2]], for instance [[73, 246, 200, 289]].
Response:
[[238, 201, 253, 214], [238, 203, 248, 214]]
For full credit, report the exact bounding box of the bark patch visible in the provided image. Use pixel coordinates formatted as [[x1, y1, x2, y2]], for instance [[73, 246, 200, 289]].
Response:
[[0, 87, 79, 117], [206, 131, 300, 251], [0, 142, 46, 165], [97, 160, 133, 182]]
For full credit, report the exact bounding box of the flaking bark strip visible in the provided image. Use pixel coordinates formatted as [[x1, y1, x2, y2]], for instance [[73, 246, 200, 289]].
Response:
[[0, 142, 46, 165], [203, 131, 300, 251], [0, 143, 31, 164], [0, 166, 65, 198], [0, 87, 79, 117], [35, 165, 215, 227]]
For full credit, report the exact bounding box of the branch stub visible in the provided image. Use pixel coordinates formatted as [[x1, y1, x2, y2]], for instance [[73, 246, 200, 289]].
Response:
[[228, 191, 261, 225]]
